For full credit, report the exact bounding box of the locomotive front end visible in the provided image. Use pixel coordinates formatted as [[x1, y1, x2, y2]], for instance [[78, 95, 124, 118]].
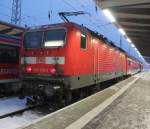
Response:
[[21, 27, 67, 99]]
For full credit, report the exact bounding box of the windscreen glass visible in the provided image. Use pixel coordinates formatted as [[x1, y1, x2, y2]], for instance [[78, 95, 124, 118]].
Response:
[[24, 31, 43, 48], [44, 29, 66, 47], [24, 29, 66, 48]]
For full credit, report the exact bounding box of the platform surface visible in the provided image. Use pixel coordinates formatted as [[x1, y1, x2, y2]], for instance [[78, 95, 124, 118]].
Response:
[[19, 72, 148, 129], [83, 72, 150, 129]]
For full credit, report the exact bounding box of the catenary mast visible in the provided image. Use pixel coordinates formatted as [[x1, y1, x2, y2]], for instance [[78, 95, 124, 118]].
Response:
[[11, 0, 21, 25]]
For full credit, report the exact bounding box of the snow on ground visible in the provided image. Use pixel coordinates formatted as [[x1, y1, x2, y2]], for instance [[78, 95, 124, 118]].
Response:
[[0, 97, 48, 129], [0, 97, 26, 116], [0, 110, 44, 129]]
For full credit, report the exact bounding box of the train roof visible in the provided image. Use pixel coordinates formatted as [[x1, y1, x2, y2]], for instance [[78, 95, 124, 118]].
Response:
[[0, 34, 20, 40], [0, 34, 21, 42], [26, 22, 73, 31], [27, 22, 125, 51], [0, 20, 25, 37]]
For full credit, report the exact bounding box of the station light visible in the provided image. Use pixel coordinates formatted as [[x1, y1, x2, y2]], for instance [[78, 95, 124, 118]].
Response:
[[118, 28, 126, 36], [103, 9, 116, 23], [126, 38, 132, 43], [135, 48, 138, 51], [138, 52, 141, 56], [102, 9, 144, 62], [131, 43, 135, 48]]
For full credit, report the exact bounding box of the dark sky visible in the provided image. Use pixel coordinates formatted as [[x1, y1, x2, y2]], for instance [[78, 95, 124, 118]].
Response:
[[0, 0, 145, 63]]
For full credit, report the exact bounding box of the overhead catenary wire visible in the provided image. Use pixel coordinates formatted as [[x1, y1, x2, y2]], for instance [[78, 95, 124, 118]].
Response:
[[61, 0, 142, 61], [61, 0, 118, 44], [77, 0, 141, 58], [77, 0, 116, 39]]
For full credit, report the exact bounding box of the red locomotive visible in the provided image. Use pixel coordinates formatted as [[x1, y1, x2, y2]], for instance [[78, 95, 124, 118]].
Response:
[[21, 22, 142, 103], [0, 34, 21, 95]]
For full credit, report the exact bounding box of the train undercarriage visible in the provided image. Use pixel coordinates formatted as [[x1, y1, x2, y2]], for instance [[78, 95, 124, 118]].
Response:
[[0, 81, 21, 97], [19, 74, 127, 105]]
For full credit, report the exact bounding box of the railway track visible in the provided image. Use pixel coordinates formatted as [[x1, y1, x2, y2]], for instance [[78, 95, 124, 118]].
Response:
[[0, 104, 43, 119]]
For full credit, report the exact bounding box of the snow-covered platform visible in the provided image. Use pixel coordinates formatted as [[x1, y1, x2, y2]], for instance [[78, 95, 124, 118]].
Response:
[[0, 97, 26, 116], [18, 72, 148, 129]]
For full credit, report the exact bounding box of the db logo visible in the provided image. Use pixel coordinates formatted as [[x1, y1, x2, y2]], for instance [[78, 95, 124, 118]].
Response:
[[37, 57, 45, 64]]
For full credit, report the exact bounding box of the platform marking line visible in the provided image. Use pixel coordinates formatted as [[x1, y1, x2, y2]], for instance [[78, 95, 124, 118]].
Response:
[[65, 76, 141, 129]]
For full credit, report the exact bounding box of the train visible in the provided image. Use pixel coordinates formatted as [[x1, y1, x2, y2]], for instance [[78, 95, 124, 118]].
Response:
[[20, 22, 142, 103], [0, 34, 21, 95]]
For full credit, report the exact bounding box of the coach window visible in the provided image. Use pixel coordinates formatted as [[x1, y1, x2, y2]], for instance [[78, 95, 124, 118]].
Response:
[[0, 45, 19, 63], [80, 32, 87, 49]]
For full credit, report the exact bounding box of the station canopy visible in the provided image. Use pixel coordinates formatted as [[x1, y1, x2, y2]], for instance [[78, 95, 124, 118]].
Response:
[[97, 0, 150, 61], [0, 20, 25, 37]]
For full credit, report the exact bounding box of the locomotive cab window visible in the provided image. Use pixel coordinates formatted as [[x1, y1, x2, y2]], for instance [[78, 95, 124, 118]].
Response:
[[44, 29, 66, 48], [24, 31, 43, 48], [80, 32, 87, 49]]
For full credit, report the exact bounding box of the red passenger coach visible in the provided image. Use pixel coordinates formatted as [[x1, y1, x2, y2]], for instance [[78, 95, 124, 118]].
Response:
[[21, 22, 141, 102], [126, 57, 141, 75], [0, 34, 21, 94], [0, 21, 25, 95]]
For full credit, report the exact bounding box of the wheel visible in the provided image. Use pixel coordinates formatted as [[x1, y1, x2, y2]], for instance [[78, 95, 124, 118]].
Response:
[[79, 89, 87, 99], [90, 85, 100, 94], [26, 97, 36, 105], [64, 89, 72, 105]]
